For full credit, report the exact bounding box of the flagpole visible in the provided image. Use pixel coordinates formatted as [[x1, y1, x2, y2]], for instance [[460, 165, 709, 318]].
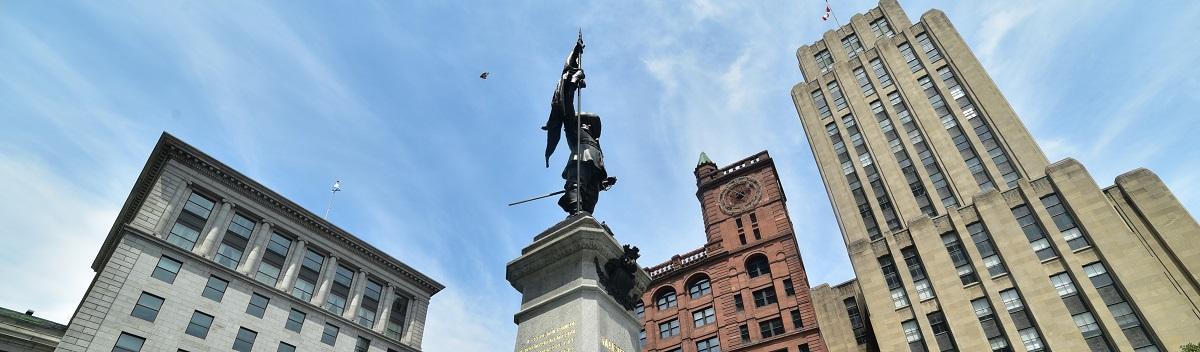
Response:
[[574, 29, 583, 215], [324, 180, 341, 219]]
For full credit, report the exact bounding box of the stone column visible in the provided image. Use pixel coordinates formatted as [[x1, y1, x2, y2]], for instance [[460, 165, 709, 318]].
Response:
[[153, 179, 193, 237], [506, 215, 649, 352], [342, 270, 368, 321], [312, 255, 339, 307], [276, 239, 307, 292], [195, 200, 233, 256], [237, 221, 272, 276], [373, 284, 395, 333]]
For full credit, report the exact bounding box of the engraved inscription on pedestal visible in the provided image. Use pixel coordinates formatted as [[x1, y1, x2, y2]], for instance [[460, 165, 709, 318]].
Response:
[[518, 321, 578, 352]]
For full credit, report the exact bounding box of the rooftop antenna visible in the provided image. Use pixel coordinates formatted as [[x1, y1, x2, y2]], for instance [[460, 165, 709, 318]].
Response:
[[324, 180, 341, 219]]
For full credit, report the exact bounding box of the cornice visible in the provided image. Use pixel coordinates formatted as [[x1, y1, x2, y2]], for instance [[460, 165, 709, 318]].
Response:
[[93, 133, 443, 296]]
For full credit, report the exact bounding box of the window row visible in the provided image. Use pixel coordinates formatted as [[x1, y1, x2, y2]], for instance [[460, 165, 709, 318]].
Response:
[[161, 190, 413, 337], [111, 328, 393, 352], [150, 251, 412, 341]]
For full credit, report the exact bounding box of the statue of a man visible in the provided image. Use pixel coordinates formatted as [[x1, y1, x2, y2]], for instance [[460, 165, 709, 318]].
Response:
[[543, 35, 615, 215]]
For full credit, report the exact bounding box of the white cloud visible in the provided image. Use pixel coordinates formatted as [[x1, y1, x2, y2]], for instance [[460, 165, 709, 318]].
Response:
[[0, 153, 126, 322]]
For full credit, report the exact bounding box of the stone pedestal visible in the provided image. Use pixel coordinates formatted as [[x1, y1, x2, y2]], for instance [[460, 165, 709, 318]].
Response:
[[507, 215, 649, 352]]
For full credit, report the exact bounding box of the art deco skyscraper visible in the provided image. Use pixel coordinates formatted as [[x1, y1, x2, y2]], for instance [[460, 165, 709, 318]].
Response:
[[792, 1, 1200, 351]]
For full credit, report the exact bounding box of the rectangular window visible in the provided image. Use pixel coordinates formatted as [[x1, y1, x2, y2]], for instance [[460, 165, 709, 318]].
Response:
[[1083, 262, 1161, 351], [1000, 289, 1046, 352], [927, 311, 956, 352], [1012, 205, 1057, 260], [942, 232, 978, 285], [871, 58, 893, 88], [791, 309, 804, 330], [902, 319, 928, 352], [812, 89, 832, 119], [693, 306, 716, 327], [216, 213, 255, 269], [151, 255, 182, 284], [842, 34, 864, 58], [245, 292, 269, 318], [846, 297, 867, 344], [255, 232, 291, 286], [321, 323, 340, 346], [387, 295, 409, 339], [854, 66, 875, 97], [325, 264, 355, 315], [916, 32, 942, 62], [815, 49, 833, 73], [131, 292, 164, 322], [899, 42, 922, 72], [292, 248, 324, 301], [232, 327, 257, 352], [783, 279, 796, 296], [696, 336, 720, 352], [752, 286, 778, 307], [734, 294, 745, 311], [185, 311, 214, 339], [358, 279, 383, 328], [202, 275, 228, 302], [166, 192, 215, 250], [277, 342, 296, 352], [285, 309, 305, 333], [739, 324, 750, 343], [971, 298, 1010, 351], [355, 337, 371, 352], [659, 319, 680, 338], [1041, 194, 1090, 250], [1019, 328, 1045, 352], [759, 317, 786, 338], [828, 80, 847, 111], [871, 17, 895, 38], [966, 222, 1007, 276], [901, 247, 935, 300], [112, 332, 146, 352], [878, 255, 908, 308]]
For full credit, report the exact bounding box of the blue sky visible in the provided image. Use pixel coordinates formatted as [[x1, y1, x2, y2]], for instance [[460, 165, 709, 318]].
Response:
[[1, 1, 1197, 350]]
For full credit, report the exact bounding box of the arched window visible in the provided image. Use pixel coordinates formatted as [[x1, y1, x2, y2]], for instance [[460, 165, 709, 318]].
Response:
[[655, 288, 678, 310], [634, 301, 645, 319], [688, 275, 712, 299], [746, 254, 772, 278]]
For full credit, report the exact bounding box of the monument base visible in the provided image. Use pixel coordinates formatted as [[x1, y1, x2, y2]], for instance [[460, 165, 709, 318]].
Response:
[[507, 215, 649, 352]]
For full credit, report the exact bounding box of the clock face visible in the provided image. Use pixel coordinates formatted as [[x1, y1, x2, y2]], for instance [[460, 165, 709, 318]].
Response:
[[719, 177, 762, 215]]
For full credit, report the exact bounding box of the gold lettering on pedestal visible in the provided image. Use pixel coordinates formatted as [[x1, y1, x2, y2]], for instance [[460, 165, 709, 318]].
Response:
[[518, 321, 577, 352], [600, 336, 625, 352]]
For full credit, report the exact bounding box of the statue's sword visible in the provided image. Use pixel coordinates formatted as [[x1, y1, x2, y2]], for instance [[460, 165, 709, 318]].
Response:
[[507, 190, 567, 207], [507, 176, 617, 207]]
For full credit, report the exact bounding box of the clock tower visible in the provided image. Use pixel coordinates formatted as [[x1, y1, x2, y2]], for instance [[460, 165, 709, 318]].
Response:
[[640, 151, 827, 352]]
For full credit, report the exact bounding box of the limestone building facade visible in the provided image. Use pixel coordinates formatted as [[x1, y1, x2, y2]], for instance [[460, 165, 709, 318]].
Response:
[[640, 151, 826, 352], [791, 1, 1200, 351], [0, 307, 65, 352], [54, 133, 443, 352]]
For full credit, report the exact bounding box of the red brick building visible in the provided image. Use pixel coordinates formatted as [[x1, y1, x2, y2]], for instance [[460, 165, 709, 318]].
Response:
[[639, 151, 826, 352]]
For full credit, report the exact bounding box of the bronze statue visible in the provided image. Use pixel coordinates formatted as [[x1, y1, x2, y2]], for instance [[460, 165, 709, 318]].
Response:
[[543, 34, 616, 215]]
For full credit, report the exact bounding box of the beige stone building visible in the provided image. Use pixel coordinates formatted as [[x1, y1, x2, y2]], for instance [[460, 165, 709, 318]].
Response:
[[791, 1, 1200, 351], [54, 133, 442, 352]]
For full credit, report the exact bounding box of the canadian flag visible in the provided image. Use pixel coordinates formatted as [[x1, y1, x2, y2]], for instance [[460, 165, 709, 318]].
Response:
[[821, 0, 832, 21]]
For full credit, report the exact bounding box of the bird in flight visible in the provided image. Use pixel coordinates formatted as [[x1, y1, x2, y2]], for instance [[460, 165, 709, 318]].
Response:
[[480, 71, 489, 79]]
